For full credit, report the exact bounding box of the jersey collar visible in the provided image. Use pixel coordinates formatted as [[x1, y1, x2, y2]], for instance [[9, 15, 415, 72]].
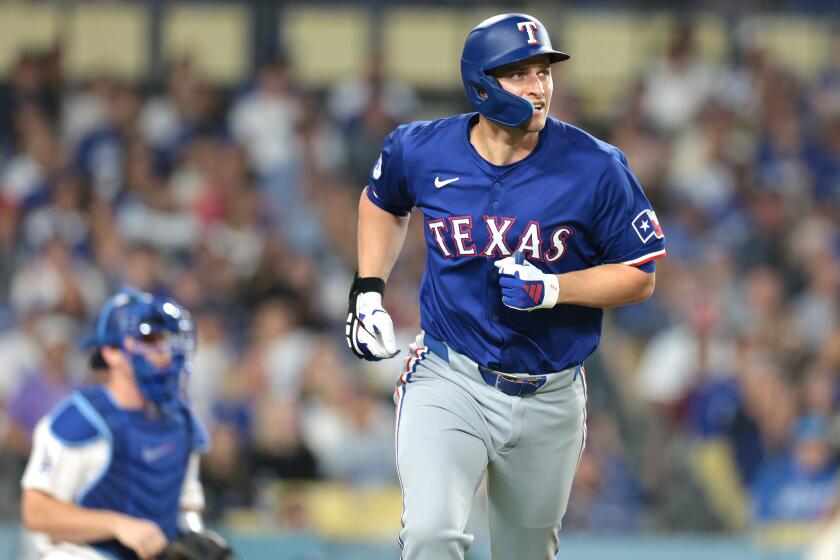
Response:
[[461, 113, 553, 179]]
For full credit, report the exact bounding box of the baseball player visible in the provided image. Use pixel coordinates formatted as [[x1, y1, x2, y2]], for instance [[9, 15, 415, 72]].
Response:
[[20, 288, 231, 560], [345, 13, 666, 560]]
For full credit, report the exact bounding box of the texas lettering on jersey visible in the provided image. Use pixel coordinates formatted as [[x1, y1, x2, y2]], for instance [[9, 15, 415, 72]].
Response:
[[428, 216, 572, 262]]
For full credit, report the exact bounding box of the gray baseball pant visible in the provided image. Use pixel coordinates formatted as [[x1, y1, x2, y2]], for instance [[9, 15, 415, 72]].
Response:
[[394, 333, 587, 560]]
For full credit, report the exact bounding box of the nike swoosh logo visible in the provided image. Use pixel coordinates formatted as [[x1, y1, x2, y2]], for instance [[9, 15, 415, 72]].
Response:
[[141, 442, 177, 463], [434, 177, 460, 189]]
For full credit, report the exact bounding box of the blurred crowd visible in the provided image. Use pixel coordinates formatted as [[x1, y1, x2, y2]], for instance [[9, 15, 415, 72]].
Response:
[[0, 16, 839, 542]]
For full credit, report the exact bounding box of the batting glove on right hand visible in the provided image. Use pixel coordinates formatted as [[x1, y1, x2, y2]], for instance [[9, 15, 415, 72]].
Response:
[[494, 251, 560, 311], [346, 275, 399, 361]]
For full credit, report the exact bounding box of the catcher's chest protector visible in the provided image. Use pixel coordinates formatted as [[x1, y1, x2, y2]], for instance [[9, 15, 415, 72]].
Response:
[[76, 386, 193, 559]]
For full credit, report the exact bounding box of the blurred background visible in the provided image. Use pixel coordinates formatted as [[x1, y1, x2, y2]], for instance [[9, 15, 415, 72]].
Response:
[[0, 1, 838, 559]]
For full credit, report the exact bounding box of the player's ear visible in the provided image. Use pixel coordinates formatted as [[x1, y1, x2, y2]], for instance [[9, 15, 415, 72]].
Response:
[[100, 346, 125, 369]]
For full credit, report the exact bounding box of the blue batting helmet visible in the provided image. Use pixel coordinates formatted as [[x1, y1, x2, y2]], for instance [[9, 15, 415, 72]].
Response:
[[84, 287, 195, 409], [461, 13, 569, 127]]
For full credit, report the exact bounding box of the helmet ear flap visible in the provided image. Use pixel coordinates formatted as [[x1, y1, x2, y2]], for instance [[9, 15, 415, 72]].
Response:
[[474, 74, 535, 127]]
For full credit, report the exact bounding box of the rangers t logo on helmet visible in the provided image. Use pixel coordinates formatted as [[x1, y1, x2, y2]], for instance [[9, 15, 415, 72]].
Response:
[[516, 21, 541, 45]]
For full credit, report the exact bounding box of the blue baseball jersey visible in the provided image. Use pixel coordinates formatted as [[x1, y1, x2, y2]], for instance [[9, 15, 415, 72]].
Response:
[[367, 114, 666, 374]]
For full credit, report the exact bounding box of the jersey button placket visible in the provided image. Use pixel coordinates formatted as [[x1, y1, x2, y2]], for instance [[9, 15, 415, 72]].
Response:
[[488, 179, 503, 331], [490, 180, 502, 210]]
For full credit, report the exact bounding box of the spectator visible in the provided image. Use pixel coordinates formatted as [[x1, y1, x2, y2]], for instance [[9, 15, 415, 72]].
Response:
[[566, 415, 644, 532], [10, 238, 106, 320], [752, 415, 840, 524], [4, 315, 80, 458], [115, 140, 199, 254], [300, 342, 394, 484], [0, 309, 42, 422], [189, 307, 235, 424], [327, 50, 417, 127], [634, 283, 734, 409], [250, 395, 318, 481], [1, 104, 64, 210], [75, 81, 141, 202], [641, 21, 717, 133], [229, 54, 302, 227]]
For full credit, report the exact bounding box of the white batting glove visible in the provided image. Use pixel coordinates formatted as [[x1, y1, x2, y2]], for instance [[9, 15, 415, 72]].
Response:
[[346, 276, 399, 361], [494, 251, 560, 311]]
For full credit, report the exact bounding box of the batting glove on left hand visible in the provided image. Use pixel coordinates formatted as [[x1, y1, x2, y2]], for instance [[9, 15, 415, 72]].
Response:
[[346, 275, 400, 361], [494, 251, 560, 311]]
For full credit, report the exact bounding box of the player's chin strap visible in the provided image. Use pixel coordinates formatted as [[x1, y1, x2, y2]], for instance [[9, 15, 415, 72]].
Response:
[[345, 272, 399, 361]]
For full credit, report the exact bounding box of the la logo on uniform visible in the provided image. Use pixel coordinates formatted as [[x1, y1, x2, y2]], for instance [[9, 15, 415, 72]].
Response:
[[517, 21, 540, 45]]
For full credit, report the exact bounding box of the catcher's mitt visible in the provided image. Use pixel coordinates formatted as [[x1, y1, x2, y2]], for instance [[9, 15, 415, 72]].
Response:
[[163, 530, 236, 560]]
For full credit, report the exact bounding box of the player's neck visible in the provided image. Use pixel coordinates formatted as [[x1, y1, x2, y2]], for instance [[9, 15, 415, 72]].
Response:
[[470, 116, 540, 166], [106, 370, 147, 410]]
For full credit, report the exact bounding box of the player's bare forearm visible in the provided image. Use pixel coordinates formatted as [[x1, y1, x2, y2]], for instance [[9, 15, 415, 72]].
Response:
[[555, 264, 655, 308], [358, 188, 410, 281], [23, 489, 171, 557], [22, 488, 124, 543]]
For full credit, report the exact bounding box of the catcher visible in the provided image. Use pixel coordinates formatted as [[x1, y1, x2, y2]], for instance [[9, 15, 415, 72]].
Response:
[[20, 288, 234, 559]]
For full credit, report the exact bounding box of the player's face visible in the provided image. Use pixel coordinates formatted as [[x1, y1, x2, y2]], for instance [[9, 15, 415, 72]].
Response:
[[124, 331, 175, 369], [491, 55, 553, 132]]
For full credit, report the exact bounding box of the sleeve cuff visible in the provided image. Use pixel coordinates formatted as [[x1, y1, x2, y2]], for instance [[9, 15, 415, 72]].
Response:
[[621, 249, 667, 267]]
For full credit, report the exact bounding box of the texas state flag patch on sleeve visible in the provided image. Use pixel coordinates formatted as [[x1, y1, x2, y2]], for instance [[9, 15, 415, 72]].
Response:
[[632, 209, 664, 244]]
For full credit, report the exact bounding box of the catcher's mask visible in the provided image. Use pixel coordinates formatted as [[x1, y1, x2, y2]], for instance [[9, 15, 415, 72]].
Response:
[[83, 287, 195, 410], [461, 13, 570, 127]]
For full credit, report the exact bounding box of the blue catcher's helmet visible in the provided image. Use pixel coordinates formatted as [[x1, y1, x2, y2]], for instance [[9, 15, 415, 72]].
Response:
[[461, 13, 569, 127], [84, 287, 195, 409]]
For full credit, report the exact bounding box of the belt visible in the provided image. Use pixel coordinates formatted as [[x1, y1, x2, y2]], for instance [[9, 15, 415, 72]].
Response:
[[424, 334, 563, 397]]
